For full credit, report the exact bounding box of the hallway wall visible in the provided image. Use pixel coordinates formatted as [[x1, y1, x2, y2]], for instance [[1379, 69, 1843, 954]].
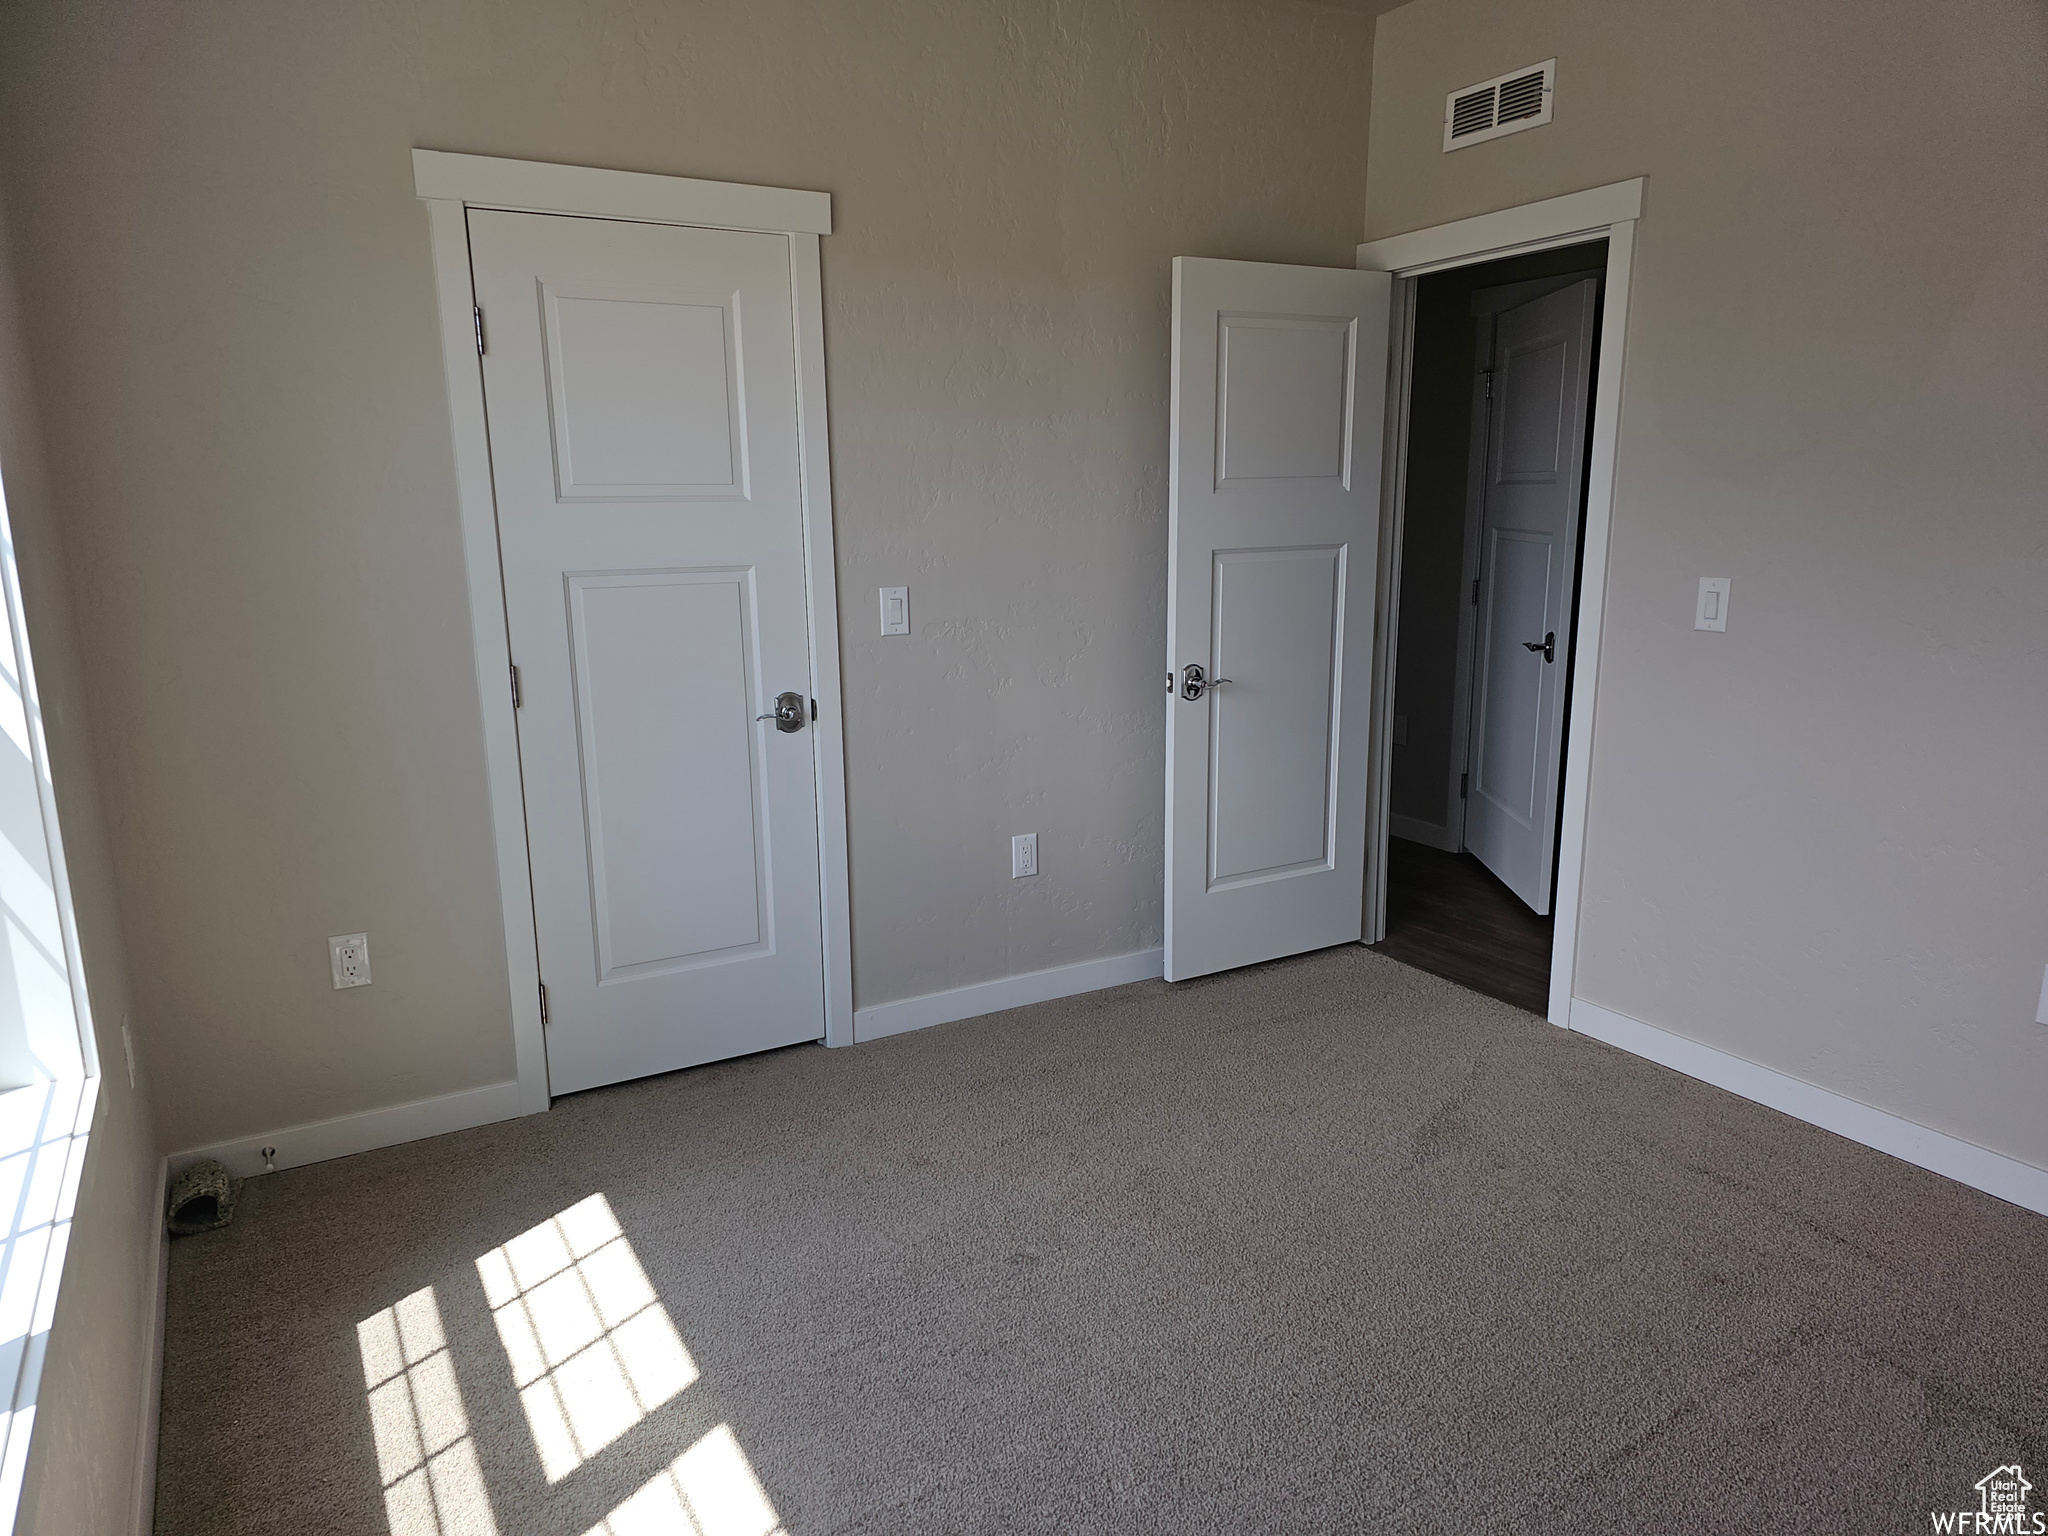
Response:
[[1369, 0, 2048, 1168]]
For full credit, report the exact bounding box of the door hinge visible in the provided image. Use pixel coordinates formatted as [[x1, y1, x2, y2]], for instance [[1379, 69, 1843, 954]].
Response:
[[1460, 772, 1469, 799], [510, 662, 522, 709], [538, 981, 549, 1025], [1483, 369, 1494, 399], [1471, 577, 1480, 607], [474, 305, 486, 356]]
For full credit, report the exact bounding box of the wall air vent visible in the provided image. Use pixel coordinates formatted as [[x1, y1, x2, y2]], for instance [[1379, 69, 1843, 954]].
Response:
[[1443, 59, 1555, 151]]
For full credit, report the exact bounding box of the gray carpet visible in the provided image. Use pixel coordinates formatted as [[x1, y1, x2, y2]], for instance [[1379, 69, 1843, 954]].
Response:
[[154, 947, 2048, 1535]]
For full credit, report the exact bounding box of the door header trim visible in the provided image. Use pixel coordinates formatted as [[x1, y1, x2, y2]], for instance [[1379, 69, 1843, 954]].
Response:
[[412, 148, 832, 236], [1356, 178, 1642, 276]]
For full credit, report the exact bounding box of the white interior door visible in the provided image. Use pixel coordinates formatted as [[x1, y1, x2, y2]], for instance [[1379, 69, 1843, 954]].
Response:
[[470, 210, 825, 1096], [1464, 279, 1598, 914], [1164, 258, 1390, 982]]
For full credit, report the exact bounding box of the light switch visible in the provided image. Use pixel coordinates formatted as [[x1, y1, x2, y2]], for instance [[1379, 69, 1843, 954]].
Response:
[[880, 586, 910, 637], [1695, 577, 1730, 633]]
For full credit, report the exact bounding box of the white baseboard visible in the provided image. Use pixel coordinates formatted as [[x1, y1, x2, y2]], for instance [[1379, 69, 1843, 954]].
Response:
[[1389, 814, 1456, 852], [170, 1078, 530, 1180], [854, 949, 1165, 1044], [130, 1159, 167, 1536], [1569, 999, 2048, 1218]]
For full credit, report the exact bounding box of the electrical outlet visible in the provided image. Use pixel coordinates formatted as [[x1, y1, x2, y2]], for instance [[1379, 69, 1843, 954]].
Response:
[[2037, 963, 2048, 1026], [1011, 833, 1038, 879], [329, 933, 372, 989]]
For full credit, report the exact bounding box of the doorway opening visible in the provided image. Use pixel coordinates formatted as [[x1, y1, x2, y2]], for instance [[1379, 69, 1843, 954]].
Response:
[[1370, 240, 1606, 1014]]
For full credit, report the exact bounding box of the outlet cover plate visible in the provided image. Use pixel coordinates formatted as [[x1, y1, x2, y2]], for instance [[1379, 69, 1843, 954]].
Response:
[[1011, 833, 1038, 879], [330, 933, 372, 989]]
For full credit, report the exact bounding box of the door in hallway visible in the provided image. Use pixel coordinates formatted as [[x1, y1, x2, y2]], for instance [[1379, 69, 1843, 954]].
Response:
[[1162, 257, 1391, 981], [469, 210, 825, 1095], [1464, 279, 1598, 914]]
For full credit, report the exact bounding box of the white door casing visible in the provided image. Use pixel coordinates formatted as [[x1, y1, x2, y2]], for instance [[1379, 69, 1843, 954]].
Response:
[[1358, 178, 1642, 1021], [1463, 278, 1598, 913], [1164, 258, 1391, 982], [470, 210, 826, 1095]]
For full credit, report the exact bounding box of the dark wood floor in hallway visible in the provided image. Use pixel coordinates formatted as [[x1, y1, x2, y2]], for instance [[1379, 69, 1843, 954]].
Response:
[[1371, 836, 1553, 1014]]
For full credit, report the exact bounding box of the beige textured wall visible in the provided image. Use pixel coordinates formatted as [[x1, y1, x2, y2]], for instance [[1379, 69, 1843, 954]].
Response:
[[1369, 0, 2048, 1166], [0, 201, 162, 1536], [0, 0, 1374, 1152]]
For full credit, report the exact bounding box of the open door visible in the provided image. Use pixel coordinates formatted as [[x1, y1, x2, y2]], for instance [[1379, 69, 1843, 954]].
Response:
[[1164, 258, 1391, 982], [1464, 279, 1598, 913]]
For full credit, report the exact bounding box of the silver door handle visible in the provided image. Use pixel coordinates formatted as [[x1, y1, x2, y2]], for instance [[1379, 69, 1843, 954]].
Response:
[[1178, 663, 1233, 701], [756, 691, 807, 732], [1522, 632, 1555, 664]]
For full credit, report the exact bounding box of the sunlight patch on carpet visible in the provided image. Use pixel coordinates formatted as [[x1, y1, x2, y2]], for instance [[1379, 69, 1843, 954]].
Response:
[[357, 1285, 499, 1536], [476, 1192, 699, 1481], [582, 1423, 784, 1536]]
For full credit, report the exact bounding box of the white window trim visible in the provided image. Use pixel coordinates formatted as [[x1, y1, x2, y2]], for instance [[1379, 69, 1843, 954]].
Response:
[[0, 427, 103, 1533], [0, 1076, 97, 1526], [411, 149, 855, 1109]]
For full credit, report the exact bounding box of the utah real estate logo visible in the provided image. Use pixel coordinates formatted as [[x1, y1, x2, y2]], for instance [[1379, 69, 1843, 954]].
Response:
[[1933, 1465, 2043, 1534]]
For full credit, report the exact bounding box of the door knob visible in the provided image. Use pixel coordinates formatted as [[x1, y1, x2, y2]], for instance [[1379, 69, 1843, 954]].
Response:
[[1178, 663, 1233, 701], [1522, 632, 1556, 664], [756, 691, 807, 732]]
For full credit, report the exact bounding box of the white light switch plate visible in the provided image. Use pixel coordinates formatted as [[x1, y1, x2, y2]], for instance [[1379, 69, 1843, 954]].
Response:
[[2037, 963, 2048, 1026], [1011, 833, 1038, 879], [1695, 577, 1731, 632], [880, 586, 910, 636], [329, 932, 372, 989]]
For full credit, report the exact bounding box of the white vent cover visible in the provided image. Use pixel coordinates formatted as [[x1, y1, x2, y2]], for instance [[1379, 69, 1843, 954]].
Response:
[[1443, 59, 1555, 151]]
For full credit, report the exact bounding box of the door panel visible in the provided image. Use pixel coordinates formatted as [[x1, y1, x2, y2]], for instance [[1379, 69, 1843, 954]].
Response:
[[471, 210, 825, 1095], [1464, 279, 1599, 913], [567, 569, 767, 979], [1497, 338, 1569, 478], [1473, 531, 1552, 825], [1209, 546, 1343, 886], [1215, 316, 1355, 486], [1165, 258, 1389, 982], [542, 286, 747, 499]]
